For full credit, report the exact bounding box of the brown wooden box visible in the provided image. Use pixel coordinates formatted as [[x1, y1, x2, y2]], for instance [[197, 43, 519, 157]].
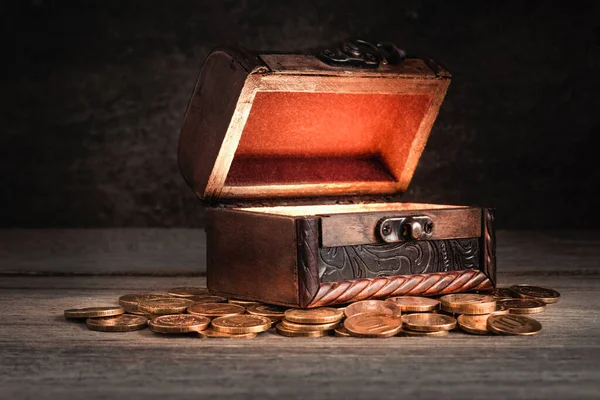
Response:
[[178, 45, 495, 308]]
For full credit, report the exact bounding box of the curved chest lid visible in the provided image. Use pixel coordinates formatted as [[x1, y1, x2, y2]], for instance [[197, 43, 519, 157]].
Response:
[[178, 46, 450, 202]]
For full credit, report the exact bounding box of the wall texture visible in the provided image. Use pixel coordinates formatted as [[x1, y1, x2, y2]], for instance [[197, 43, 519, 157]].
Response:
[[1, 0, 598, 228]]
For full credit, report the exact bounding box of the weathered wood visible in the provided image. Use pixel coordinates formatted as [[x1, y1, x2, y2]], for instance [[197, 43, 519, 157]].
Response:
[[0, 228, 207, 275], [3, 230, 600, 276], [205, 209, 300, 306], [178, 48, 264, 199], [1, 230, 600, 399], [0, 272, 599, 399]]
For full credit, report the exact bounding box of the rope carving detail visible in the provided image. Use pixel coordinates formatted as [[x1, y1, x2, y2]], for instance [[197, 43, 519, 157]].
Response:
[[307, 270, 492, 308]]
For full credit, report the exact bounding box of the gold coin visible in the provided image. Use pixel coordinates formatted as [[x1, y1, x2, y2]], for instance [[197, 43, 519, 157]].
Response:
[[497, 298, 546, 314], [334, 323, 351, 337], [211, 315, 271, 334], [509, 285, 561, 304], [439, 294, 496, 315], [284, 308, 344, 324], [138, 298, 195, 315], [198, 328, 257, 339], [228, 298, 262, 306], [471, 287, 516, 300], [246, 304, 288, 319], [187, 302, 245, 317], [118, 293, 173, 312], [401, 329, 449, 337], [64, 306, 125, 319], [344, 300, 402, 318], [275, 323, 329, 337], [385, 296, 440, 312], [149, 314, 211, 333], [487, 314, 542, 336], [280, 319, 340, 332], [167, 286, 210, 297], [86, 315, 148, 332], [187, 295, 228, 304], [344, 313, 403, 338], [401, 313, 457, 332], [457, 314, 490, 335]]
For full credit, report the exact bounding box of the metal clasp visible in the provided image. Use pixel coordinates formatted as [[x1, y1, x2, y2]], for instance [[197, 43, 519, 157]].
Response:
[[378, 216, 434, 243], [316, 39, 406, 69]]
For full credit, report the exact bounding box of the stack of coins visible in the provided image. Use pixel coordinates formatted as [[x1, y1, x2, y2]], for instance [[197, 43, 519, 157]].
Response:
[[401, 313, 456, 337], [63, 284, 560, 339], [64, 306, 150, 332], [276, 308, 344, 337], [338, 300, 402, 338]]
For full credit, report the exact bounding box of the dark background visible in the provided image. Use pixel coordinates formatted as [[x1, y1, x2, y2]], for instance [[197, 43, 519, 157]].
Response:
[[1, 0, 598, 229]]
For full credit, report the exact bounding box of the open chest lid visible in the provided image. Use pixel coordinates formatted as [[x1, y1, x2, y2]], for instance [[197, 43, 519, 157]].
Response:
[[178, 43, 451, 203]]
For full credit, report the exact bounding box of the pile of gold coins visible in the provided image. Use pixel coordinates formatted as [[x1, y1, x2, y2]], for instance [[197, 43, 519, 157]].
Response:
[[63, 284, 560, 338]]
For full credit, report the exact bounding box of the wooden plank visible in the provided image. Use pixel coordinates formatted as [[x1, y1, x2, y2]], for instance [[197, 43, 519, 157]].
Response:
[[2, 230, 600, 275], [497, 230, 600, 273], [1, 230, 600, 399], [0, 272, 599, 399], [0, 229, 206, 275]]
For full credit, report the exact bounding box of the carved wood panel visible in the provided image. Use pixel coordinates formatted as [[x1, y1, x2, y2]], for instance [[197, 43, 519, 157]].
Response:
[[296, 218, 320, 307], [319, 238, 480, 282], [482, 208, 496, 286]]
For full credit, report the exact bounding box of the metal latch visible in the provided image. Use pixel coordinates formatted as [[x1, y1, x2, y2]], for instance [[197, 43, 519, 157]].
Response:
[[378, 216, 434, 243], [316, 39, 406, 69]]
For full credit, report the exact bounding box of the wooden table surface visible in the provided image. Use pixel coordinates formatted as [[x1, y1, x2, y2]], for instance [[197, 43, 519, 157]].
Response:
[[1, 230, 599, 399]]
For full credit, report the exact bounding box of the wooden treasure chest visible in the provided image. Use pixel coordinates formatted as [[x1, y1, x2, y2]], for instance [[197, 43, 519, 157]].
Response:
[[178, 41, 496, 308]]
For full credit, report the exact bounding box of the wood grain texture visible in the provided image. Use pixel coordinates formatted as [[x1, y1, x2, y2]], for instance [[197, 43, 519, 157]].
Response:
[[0, 228, 207, 275], [320, 207, 481, 247], [178, 49, 257, 198], [0, 273, 599, 400], [206, 208, 299, 306], [395, 75, 449, 190], [3, 229, 600, 276], [1, 230, 600, 399]]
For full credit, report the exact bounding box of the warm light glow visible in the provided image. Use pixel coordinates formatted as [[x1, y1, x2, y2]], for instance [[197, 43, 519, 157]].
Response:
[[225, 91, 433, 188], [236, 202, 466, 216]]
